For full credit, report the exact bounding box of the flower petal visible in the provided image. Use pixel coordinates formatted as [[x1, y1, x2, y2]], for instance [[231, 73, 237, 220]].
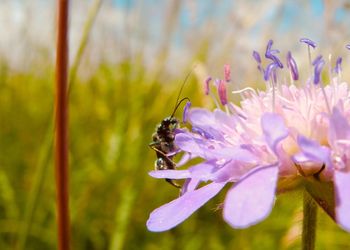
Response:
[[210, 147, 258, 163], [175, 133, 205, 156], [147, 182, 226, 232], [294, 135, 331, 166], [149, 170, 191, 179], [223, 164, 278, 228], [214, 109, 236, 129], [188, 108, 224, 140], [261, 113, 288, 153], [335, 170, 350, 232], [293, 135, 332, 179], [329, 107, 350, 143], [213, 161, 253, 182], [150, 162, 217, 181], [176, 132, 257, 162], [188, 108, 216, 127], [176, 153, 191, 167], [180, 178, 200, 195], [189, 162, 217, 181]]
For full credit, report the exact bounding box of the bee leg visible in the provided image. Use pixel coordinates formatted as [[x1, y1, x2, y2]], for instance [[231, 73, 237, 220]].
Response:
[[155, 158, 181, 188], [166, 178, 181, 188], [148, 141, 159, 147], [149, 143, 168, 158], [150, 144, 177, 167], [150, 143, 180, 188]]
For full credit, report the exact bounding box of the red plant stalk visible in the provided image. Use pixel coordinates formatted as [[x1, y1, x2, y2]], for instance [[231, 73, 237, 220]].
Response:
[[55, 0, 70, 249]]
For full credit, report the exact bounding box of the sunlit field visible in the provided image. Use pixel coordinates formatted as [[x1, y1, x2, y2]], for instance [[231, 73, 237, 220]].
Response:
[[1, 0, 350, 249]]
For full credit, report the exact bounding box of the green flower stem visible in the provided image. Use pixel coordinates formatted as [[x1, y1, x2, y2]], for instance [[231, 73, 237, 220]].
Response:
[[302, 190, 317, 250]]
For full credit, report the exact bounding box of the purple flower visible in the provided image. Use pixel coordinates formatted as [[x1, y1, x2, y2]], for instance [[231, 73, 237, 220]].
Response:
[[148, 111, 288, 231], [147, 40, 350, 233]]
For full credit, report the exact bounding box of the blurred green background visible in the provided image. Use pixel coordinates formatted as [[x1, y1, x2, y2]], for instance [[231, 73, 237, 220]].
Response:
[[1, 0, 350, 249]]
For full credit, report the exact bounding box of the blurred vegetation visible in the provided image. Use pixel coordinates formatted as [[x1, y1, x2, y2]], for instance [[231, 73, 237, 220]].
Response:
[[1, 0, 350, 249]]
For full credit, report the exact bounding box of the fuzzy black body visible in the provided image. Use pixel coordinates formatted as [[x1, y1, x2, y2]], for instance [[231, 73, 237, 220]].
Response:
[[150, 116, 180, 187]]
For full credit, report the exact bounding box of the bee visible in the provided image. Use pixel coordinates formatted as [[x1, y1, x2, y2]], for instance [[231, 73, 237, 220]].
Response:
[[149, 71, 193, 188]]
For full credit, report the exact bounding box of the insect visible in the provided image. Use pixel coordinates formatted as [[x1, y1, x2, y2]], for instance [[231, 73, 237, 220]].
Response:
[[149, 70, 193, 188]]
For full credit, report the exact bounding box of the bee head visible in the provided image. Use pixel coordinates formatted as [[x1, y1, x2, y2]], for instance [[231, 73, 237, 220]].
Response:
[[162, 117, 178, 126], [168, 117, 179, 129]]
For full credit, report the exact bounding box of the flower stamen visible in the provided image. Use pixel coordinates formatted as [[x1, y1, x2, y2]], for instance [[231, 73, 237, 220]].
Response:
[[252, 50, 264, 79], [287, 51, 299, 84], [300, 37, 316, 75], [224, 64, 231, 83], [313, 56, 331, 113], [264, 62, 278, 112], [204, 76, 212, 95], [218, 80, 228, 106], [334, 57, 342, 80]]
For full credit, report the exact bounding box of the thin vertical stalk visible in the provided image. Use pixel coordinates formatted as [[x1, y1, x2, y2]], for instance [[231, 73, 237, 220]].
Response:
[[16, 1, 102, 248], [302, 190, 317, 250], [55, 0, 70, 250]]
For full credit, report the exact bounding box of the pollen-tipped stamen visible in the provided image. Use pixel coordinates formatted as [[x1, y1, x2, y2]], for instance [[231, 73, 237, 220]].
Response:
[[287, 51, 299, 84], [264, 62, 278, 112], [334, 56, 342, 81], [252, 50, 265, 79], [313, 57, 331, 113], [218, 80, 228, 106], [182, 101, 191, 123], [253, 50, 261, 64], [204, 76, 212, 95], [224, 64, 231, 83], [300, 38, 317, 76]]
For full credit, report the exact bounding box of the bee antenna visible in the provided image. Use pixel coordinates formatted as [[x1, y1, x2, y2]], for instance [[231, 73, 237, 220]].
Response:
[[170, 97, 190, 118], [171, 65, 197, 117]]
